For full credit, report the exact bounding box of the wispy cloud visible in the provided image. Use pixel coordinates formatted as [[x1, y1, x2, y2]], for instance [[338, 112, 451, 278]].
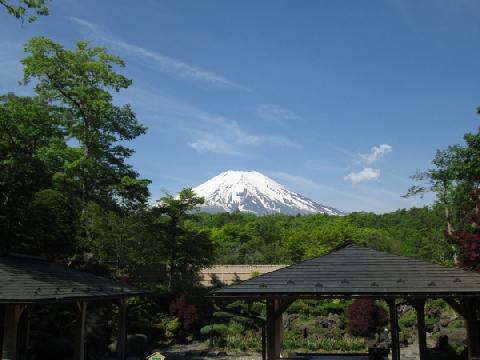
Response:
[[257, 104, 303, 124], [270, 171, 384, 209], [119, 87, 299, 155], [67, 16, 249, 90], [187, 112, 300, 154], [344, 168, 380, 184], [359, 144, 392, 164], [272, 171, 432, 213]]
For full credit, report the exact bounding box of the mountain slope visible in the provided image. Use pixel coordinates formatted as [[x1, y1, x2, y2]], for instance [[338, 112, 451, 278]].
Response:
[[192, 171, 344, 216]]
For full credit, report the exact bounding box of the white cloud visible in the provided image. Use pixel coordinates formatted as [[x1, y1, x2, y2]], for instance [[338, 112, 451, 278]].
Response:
[[344, 168, 380, 184], [257, 104, 303, 124], [359, 144, 392, 164], [67, 16, 249, 90]]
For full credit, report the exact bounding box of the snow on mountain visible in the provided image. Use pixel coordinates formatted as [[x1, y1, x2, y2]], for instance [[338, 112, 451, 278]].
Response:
[[192, 171, 345, 216]]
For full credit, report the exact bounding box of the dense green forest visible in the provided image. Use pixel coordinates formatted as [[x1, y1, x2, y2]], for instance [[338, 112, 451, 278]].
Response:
[[191, 205, 452, 266]]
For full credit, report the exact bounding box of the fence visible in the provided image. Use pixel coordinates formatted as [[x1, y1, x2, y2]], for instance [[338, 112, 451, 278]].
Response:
[[132, 264, 287, 287]]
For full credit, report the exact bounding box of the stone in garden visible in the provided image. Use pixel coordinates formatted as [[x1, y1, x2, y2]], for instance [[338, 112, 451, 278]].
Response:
[[126, 334, 149, 357]]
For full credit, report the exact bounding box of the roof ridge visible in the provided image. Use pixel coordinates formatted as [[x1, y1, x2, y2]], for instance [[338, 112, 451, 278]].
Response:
[[211, 240, 480, 297], [209, 240, 358, 294]]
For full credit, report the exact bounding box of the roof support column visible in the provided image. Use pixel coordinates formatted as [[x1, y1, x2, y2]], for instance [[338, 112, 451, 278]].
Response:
[[116, 299, 128, 360], [261, 323, 266, 360], [413, 299, 428, 360], [2, 304, 25, 360], [74, 301, 88, 360], [387, 299, 400, 360], [266, 298, 291, 360], [463, 299, 480, 360]]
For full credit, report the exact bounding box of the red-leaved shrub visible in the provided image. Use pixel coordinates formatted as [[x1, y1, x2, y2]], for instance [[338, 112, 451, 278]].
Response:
[[345, 298, 387, 337], [449, 191, 480, 271], [169, 294, 198, 330], [450, 231, 480, 271]]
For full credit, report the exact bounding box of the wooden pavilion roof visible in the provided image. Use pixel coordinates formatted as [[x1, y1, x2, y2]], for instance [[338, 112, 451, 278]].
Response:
[[211, 242, 480, 298], [0, 255, 147, 303]]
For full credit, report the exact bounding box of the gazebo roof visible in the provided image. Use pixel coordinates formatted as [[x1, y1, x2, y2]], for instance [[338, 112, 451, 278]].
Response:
[[0, 255, 147, 303], [211, 242, 480, 298]]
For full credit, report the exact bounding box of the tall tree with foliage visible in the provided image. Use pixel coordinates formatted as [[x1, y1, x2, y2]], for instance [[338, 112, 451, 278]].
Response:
[[1, 0, 49, 22], [406, 113, 480, 269], [21, 37, 150, 247], [0, 93, 77, 256], [152, 188, 213, 290]]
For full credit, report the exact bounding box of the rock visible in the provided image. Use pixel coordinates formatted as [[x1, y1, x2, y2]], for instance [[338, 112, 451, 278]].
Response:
[[207, 350, 229, 356], [440, 328, 466, 347], [126, 334, 149, 357], [439, 314, 458, 328], [108, 340, 117, 355]]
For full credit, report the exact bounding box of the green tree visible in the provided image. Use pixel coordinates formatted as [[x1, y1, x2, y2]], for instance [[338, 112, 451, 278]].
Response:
[[152, 188, 213, 290], [21, 37, 150, 244], [86, 203, 155, 274], [1, 0, 49, 23], [0, 93, 76, 255]]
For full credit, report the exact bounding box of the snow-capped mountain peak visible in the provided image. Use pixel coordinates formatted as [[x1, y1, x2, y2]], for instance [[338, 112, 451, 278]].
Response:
[[192, 170, 344, 216]]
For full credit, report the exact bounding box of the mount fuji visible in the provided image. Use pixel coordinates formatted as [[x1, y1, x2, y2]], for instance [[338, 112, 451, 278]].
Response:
[[192, 171, 344, 216]]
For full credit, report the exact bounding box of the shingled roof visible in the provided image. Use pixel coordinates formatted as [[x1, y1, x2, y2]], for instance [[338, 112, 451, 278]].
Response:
[[211, 242, 480, 298], [0, 256, 147, 303]]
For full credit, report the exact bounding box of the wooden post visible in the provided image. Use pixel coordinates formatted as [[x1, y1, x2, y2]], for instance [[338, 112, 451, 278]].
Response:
[[413, 299, 428, 360], [2, 304, 24, 360], [261, 324, 266, 360], [463, 299, 480, 360], [266, 299, 290, 360], [266, 298, 292, 360], [266, 299, 279, 360], [387, 299, 400, 360], [116, 300, 128, 360], [24, 306, 31, 352], [74, 301, 88, 360]]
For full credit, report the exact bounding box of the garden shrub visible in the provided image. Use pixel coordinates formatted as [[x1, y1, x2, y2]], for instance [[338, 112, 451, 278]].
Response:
[[169, 294, 198, 330], [282, 331, 367, 352], [399, 309, 416, 328], [345, 299, 387, 337]]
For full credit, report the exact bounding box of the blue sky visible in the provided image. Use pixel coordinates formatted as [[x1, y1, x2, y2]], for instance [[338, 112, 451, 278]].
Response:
[[1, 0, 479, 213]]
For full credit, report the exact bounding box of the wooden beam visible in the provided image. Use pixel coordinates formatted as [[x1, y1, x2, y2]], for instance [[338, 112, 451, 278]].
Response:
[[116, 300, 128, 360], [443, 298, 466, 317], [412, 299, 428, 360], [1, 304, 24, 360], [74, 301, 88, 360], [274, 298, 293, 317], [387, 299, 400, 360], [266, 298, 290, 360]]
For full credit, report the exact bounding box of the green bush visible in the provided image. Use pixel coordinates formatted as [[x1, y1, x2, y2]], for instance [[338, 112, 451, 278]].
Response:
[[450, 319, 464, 329], [283, 331, 366, 352], [151, 314, 181, 341], [200, 324, 228, 336], [227, 320, 246, 335], [287, 301, 308, 314], [399, 310, 416, 328], [224, 333, 262, 351]]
